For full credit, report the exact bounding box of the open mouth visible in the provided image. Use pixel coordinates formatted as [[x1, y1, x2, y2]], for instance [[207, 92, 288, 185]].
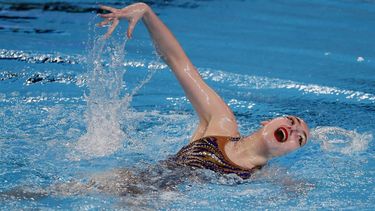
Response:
[[274, 127, 288, 143]]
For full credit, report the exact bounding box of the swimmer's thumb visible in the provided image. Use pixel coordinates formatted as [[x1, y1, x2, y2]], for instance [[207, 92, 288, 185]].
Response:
[[127, 19, 137, 39]]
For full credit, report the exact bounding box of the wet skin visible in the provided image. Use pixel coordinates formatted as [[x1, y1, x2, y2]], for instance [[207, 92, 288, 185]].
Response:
[[261, 116, 310, 157]]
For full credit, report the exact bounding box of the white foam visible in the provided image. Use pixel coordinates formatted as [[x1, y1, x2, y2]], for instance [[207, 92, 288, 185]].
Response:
[[311, 126, 372, 155], [357, 56, 365, 62]]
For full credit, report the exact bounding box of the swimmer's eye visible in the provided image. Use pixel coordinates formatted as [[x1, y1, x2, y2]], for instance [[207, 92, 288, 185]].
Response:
[[299, 136, 303, 146], [286, 116, 295, 125]]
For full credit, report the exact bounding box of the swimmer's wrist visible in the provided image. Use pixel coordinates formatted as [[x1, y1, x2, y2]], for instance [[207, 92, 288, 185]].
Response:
[[140, 3, 152, 19]]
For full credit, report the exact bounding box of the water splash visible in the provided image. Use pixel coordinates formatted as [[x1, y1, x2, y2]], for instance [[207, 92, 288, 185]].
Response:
[[72, 37, 125, 158], [311, 126, 372, 155], [72, 36, 158, 160]]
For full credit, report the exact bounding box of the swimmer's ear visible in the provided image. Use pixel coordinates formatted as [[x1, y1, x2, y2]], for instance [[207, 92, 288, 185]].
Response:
[[261, 120, 270, 126]]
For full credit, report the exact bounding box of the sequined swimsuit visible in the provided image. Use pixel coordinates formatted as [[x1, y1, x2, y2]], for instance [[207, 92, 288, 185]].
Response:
[[173, 136, 262, 179]]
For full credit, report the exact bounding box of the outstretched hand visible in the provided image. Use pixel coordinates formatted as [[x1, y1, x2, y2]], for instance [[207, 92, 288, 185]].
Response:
[[97, 3, 149, 39]]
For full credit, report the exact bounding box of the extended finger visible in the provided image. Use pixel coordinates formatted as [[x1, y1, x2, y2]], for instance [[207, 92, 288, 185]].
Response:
[[104, 19, 119, 39], [127, 19, 137, 39], [96, 18, 112, 27], [99, 13, 116, 19], [99, 5, 118, 13]]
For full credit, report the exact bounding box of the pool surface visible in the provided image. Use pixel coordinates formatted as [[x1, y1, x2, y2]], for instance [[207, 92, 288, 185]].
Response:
[[0, 0, 374, 210]]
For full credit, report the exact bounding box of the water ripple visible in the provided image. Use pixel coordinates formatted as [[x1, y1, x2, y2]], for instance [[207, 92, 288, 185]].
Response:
[[0, 1, 202, 13], [1, 52, 373, 104], [199, 69, 375, 103], [0, 15, 37, 20], [0, 70, 80, 87], [0, 49, 83, 65]]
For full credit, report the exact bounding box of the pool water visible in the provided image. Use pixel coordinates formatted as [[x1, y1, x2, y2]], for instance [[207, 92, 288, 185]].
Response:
[[1, 0, 374, 210]]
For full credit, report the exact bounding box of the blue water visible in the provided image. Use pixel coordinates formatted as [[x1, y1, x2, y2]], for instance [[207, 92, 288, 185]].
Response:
[[1, 0, 374, 210]]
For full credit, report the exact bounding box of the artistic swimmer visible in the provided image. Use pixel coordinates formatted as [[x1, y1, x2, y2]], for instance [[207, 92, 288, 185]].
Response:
[[97, 2, 310, 179]]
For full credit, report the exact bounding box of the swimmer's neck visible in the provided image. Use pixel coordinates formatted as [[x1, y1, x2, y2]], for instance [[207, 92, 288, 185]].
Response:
[[224, 131, 270, 169]]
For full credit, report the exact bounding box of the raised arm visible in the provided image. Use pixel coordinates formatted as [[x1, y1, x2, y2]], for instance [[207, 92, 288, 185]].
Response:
[[98, 3, 239, 140]]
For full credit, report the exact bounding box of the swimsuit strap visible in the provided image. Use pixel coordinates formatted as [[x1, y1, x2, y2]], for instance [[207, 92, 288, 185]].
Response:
[[174, 136, 261, 179]]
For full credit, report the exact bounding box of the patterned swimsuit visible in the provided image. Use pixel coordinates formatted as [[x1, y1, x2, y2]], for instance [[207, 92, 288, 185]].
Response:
[[172, 136, 262, 179]]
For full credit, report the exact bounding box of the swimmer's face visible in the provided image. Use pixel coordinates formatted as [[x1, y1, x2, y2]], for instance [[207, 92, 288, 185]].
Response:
[[261, 116, 310, 157]]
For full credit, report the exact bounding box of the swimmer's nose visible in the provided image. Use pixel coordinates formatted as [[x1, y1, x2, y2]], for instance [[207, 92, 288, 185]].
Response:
[[285, 125, 298, 134]]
